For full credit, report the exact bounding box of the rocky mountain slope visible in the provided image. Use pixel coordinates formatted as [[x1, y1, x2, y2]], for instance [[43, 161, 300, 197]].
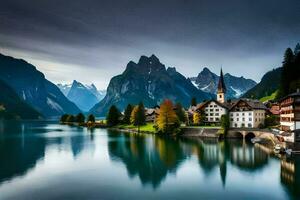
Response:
[[90, 55, 212, 116], [0, 53, 81, 118], [0, 80, 42, 119], [189, 67, 257, 98]]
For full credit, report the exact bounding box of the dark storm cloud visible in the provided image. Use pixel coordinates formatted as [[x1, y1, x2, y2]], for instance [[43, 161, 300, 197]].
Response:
[[0, 0, 300, 88]]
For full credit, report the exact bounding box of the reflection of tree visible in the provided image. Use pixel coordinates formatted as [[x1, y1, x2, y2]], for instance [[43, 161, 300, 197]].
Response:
[[280, 157, 300, 199], [107, 131, 185, 188]]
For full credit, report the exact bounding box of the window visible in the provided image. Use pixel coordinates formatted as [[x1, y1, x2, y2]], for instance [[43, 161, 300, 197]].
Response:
[[249, 118, 252, 121], [249, 112, 252, 116], [215, 113, 219, 116], [210, 113, 213, 116], [230, 113, 233, 117], [230, 118, 233, 121], [235, 123, 237, 127], [242, 118, 245, 121], [210, 118, 213, 121], [241, 123, 245, 127], [255, 119, 257, 122], [210, 105, 213, 107], [236, 113, 239, 116], [205, 114, 208, 116], [237, 118, 239, 121], [214, 105, 217, 107], [219, 95, 222, 98], [216, 118, 219, 121], [210, 109, 213, 112], [248, 123, 252, 128], [242, 113, 245, 116], [215, 109, 219, 111]]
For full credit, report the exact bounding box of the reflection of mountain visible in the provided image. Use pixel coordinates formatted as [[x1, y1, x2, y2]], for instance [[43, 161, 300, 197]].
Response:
[[0, 121, 46, 183], [281, 157, 300, 199], [107, 131, 185, 188]]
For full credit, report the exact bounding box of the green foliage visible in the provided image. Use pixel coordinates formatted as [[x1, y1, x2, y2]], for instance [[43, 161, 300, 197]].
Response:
[[175, 102, 186, 122], [76, 113, 85, 123], [259, 90, 278, 102], [106, 105, 121, 127], [66, 115, 75, 123], [220, 114, 230, 135], [60, 114, 69, 122], [87, 114, 95, 123], [123, 104, 133, 124], [191, 97, 197, 106], [264, 115, 279, 127]]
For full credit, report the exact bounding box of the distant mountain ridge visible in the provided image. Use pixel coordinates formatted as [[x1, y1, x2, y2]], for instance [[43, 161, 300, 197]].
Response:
[[189, 67, 257, 98], [57, 81, 106, 111], [0, 53, 81, 118], [90, 54, 212, 116]]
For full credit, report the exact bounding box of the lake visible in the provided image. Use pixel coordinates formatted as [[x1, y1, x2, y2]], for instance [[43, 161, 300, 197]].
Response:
[[0, 121, 299, 200]]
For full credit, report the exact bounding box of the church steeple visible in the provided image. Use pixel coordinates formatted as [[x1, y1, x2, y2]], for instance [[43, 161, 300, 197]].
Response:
[[217, 68, 226, 103]]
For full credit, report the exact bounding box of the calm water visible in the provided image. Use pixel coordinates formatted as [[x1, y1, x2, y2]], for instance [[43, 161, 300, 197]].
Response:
[[0, 121, 299, 200]]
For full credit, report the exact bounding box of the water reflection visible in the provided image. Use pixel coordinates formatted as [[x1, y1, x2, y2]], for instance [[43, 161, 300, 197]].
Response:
[[108, 132, 270, 188], [281, 157, 300, 199]]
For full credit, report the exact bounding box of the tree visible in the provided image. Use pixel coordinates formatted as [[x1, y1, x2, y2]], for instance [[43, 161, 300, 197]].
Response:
[[130, 102, 146, 132], [264, 115, 279, 127], [106, 105, 121, 127], [123, 104, 133, 124], [277, 48, 295, 98], [60, 114, 68, 123], [66, 115, 75, 123], [87, 114, 95, 123], [191, 97, 197, 107], [221, 114, 230, 135], [175, 102, 186, 123], [193, 112, 201, 125], [156, 99, 180, 134], [76, 113, 85, 123]]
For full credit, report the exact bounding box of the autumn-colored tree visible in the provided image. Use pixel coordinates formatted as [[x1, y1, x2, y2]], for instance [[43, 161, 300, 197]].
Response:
[[193, 112, 201, 125], [130, 102, 146, 132], [156, 99, 180, 134]]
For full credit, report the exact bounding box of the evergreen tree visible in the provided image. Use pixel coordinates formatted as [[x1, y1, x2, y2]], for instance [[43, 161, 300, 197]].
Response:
[[76, 113, 85, 123], [123, 104, 133, 124], [106, 105, 121, 127], [175, 102, 186, 122], [191, 97, 197, 107], [277, 48, 295, 98], [87, 114, 95, 123], [60, 114, 68, 123], [156, 99, 180, 134]]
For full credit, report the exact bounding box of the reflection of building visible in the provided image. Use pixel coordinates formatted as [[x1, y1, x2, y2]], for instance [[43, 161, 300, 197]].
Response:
[[229, 99, 267, 128], [280, 158, 300, 198], [279, 90, 300, 143]]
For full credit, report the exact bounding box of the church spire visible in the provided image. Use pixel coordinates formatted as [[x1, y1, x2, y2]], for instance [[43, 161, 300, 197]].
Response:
[[217, 68, 226, 103], [218, 68, 226, 93]]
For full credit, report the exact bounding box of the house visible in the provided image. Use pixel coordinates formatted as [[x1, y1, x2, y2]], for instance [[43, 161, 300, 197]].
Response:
[[279, 90, 300, 143], [196, 100, 228, 124], [145, 106, 160, 122], [229, 99, 267, 128]]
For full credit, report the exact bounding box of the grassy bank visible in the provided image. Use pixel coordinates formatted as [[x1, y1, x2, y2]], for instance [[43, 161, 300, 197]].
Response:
[[115, 123, 156, 133]]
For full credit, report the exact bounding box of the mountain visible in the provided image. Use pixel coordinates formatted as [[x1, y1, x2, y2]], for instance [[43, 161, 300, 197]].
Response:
[[90, 55, 212, 116], [0, 53, 81, 118], [189, 67, 257, 98], [0, 80, 42, 119], [243, 67, 282, 100], [57, 81, 106, 111], [66, 81, 100, 111]]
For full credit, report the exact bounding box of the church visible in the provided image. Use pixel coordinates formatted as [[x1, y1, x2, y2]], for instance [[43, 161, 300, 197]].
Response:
[[195, 69, 267, 128]]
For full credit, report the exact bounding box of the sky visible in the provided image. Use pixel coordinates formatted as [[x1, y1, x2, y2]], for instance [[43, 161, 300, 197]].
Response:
[[0, 0, 299, 90]]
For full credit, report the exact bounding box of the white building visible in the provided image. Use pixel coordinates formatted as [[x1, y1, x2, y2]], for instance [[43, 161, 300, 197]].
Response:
[[229, 99, 267, 128], [196, 100, 228, 123]]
